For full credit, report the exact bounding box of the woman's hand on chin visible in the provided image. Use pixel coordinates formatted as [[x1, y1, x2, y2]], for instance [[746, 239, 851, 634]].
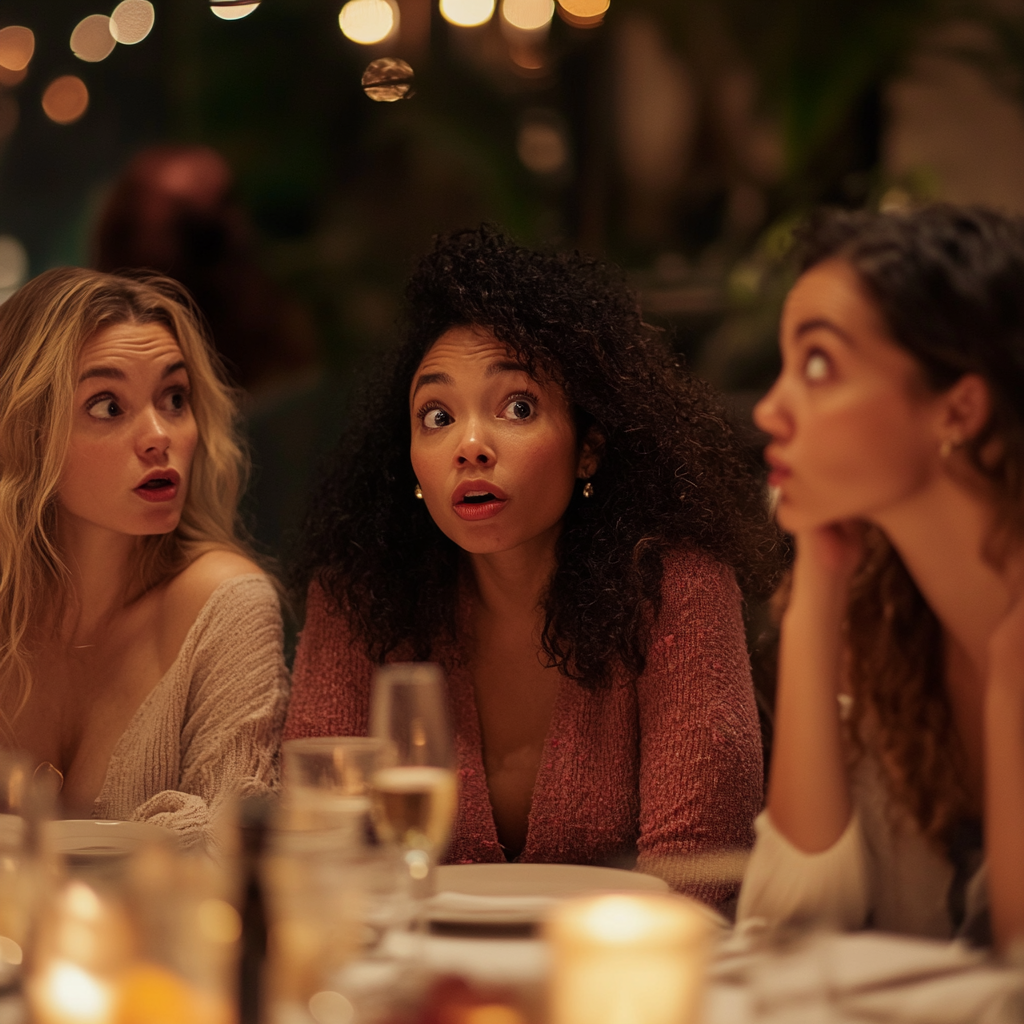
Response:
[[793, 520, 866, 596]]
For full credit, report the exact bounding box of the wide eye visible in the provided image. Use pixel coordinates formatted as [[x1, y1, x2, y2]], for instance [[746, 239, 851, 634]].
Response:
[[421, 408, 452, 430], [803, 350, 831, 383], [87, 397, 122, 420], [501, 398, 534, 421], [160, 388, 190, 413]]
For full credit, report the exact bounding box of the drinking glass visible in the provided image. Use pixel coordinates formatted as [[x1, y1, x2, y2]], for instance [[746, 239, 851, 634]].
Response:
[[281, 736, 383, 837], [0, 748, 58, 992], [369, 664, 457, 901]]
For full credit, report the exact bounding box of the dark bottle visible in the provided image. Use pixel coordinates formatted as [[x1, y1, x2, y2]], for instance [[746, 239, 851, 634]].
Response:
[[237, 796, 273, 1024]]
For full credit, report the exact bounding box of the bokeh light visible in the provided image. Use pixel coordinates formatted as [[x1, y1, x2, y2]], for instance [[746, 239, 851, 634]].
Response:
[[42, 76, 89, 125], [109, 0, 155, 45], [210, 1, 262, 20], [0, 236, 28, 294], [0, 27, 35, 72], [517, 115, 569, 173], [501, 0, 553, 30], [339, 0, 397, 44], [0, 95, 18, 142], [71, 15, 116, 63], [362, 57, 414, 101], [439, 0, 495, 28], [556, 0, 607, 20]]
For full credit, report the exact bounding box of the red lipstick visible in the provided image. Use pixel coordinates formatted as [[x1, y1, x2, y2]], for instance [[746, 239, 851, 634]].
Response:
[[134, 468, 181, 503], [452, 480, 508, 521]]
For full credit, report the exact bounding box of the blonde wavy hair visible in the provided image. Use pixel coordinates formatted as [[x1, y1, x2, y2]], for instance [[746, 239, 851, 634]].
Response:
[[0, 267, 251, 739]]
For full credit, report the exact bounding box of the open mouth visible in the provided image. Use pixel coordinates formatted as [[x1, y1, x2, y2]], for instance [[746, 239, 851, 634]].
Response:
[[460, 491, 498, 505], [135, 474, 179, 503], [453, 487, 508, 521]]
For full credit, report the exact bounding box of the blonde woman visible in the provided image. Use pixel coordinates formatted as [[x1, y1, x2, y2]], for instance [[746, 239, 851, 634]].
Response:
[[0, 267, 289, 848]]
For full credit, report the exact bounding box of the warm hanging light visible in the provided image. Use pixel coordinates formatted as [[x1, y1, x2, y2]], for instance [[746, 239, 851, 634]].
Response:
[[42, 76, 89, 125], [71, 15, 116, 62], [0, 26, 34, 72], [439, 0, 495, 28], [338, 0, 397, 44], [501, 0, 554, 31], [209, 0, 262, 18], [109, 0, 155, 45]]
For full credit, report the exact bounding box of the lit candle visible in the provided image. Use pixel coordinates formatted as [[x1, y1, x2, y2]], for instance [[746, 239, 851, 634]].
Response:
[[546, 894, 714, 1024]]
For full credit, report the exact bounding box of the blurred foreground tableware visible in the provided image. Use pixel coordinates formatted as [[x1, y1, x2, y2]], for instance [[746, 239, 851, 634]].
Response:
[[547, 893, 714, 1024], [0, 749, 59, 992], [370, 663, 457, 898], [281, 735, 382, 837], [429, 863, 669, 925], [27, 822, 234, 1024]]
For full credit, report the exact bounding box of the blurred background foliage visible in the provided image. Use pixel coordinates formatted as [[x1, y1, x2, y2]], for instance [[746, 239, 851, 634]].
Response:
[[3, 0, 1024, 394]]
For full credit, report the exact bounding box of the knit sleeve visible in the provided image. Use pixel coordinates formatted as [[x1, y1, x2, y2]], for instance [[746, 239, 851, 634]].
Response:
[[283, 579, 376, 740], [736, 809, 870, 930], [130, 575, 290, 850], [634, 548, 764, 910]]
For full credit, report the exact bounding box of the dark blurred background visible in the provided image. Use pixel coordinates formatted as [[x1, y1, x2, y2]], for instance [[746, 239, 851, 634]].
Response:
[[3, 0, 1024, 554]]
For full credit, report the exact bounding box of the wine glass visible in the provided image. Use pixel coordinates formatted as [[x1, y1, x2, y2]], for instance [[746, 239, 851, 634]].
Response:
[[369, 664, 457, 903]]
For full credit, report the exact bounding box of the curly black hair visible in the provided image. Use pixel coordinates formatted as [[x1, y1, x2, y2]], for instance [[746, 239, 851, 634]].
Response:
[[296, 227, 784, 688]]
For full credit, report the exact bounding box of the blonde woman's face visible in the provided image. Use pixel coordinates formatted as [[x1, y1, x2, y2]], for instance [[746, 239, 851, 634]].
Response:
[[59, 322, 198, 538]]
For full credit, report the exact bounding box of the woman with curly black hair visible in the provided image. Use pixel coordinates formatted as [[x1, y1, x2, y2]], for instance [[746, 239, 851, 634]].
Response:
[[284, 228, 782, 907]]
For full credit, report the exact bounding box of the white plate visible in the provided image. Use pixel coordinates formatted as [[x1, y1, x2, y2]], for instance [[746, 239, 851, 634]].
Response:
[[428, 862, 669, 925], [42, 819, 173, 857]]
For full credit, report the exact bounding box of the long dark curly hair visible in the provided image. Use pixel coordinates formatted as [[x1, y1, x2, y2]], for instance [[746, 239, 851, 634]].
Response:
[[296, 227, 783, 688], [795, 205, 1024, 841]]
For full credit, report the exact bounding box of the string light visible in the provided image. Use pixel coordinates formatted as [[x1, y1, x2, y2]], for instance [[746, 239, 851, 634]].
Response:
[[362, 57, 414, 101], [109, 0, 155, 45], [501, 0, 554, 31], [42, 76, 89, 125], [209, 1, 261, 20], [339, 0, 397, 44], [71, 15, 116, 62], [0, 27, 34, 72], [439, 0, 495, 28], [556, 0, 608, 22]]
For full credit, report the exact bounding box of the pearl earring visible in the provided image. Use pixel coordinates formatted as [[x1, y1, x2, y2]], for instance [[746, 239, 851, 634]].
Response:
[[414, 483, 423, 499], [582, 481, 594, 498]]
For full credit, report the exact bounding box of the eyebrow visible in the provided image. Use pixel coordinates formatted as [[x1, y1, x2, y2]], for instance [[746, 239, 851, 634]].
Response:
[[411, 371, 454, 397], [794, 318, 855, 347], [78, 359, 188, 384], [486, 359, 529, 378]]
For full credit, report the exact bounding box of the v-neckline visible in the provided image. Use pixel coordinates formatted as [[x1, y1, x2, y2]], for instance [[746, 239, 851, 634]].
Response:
[[445, 588, 570, 862], [90, 574, 264, 817]]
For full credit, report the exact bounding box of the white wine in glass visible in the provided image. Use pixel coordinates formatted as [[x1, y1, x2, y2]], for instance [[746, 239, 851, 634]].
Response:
[[369, 663, 457, 893]]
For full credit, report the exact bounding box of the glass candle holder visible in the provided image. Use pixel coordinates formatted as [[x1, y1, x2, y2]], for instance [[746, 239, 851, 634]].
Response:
[[546, 893, 714, 1024]]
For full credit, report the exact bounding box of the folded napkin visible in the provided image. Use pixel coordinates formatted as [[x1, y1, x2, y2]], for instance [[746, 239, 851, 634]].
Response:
[[426, 890, 558, 924], [726, 932, 1024, 1024]]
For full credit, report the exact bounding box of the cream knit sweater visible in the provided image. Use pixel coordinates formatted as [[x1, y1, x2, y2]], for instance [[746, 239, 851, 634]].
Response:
[[92, 574, 290, 850]]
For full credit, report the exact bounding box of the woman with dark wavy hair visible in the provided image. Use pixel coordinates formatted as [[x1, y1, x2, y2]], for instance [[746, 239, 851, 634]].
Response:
[[284, 228, 781, 907], [739, 205, 1024, 949]]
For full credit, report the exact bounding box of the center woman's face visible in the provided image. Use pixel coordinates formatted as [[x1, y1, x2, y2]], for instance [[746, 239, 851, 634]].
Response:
[[409, 326, 583, 557], [59, 321, 198, 538], [753, 258, 948, 533]]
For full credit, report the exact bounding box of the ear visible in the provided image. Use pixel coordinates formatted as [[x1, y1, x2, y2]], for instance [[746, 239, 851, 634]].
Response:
[[576, 424, 606, 479], [938, 373, 992, 445]]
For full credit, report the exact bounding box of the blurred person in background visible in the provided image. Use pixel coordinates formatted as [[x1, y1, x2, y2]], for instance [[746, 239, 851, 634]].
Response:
[[0, 268, 289, 848], [739, 206, 1024, 950], [92, 145, 337, 560], [284, 228, 783, 910]]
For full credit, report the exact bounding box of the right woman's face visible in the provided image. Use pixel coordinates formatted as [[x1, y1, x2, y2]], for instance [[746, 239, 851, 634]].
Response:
[[753, 258, 950, 534], [58, 322, 198, 539]]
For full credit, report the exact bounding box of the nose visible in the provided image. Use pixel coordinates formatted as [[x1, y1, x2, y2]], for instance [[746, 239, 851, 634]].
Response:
[[135, 406, 171, 461], [453, 415, 496, 467], [752, 376, 791, 441]]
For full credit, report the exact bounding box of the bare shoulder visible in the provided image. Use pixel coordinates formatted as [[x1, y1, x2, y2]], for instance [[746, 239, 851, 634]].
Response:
[[158, 550, 268, 658]]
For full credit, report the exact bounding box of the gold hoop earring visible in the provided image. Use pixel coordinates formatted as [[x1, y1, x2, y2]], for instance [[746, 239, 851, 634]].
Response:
[[414, 483, 423, 500], [582, 481, 594, 498]]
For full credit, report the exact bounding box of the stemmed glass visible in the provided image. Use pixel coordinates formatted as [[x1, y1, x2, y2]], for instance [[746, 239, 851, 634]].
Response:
[[369, 664, 457, 905]]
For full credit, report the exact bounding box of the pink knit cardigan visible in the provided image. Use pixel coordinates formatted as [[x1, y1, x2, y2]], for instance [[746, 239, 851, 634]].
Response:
[[284, 547, 764, 908]]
